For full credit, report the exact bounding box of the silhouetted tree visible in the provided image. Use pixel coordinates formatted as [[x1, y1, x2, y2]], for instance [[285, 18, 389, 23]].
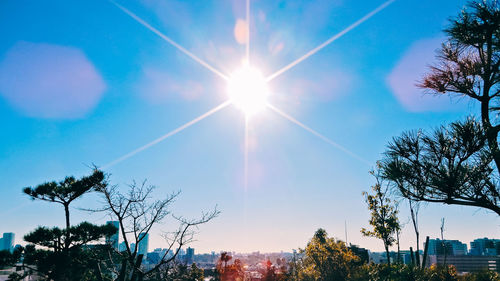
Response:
[[361, 170, 400, 266], [381, 0, 500, 216], [24, 169, 107, 233], [21, 169, 117, 280], [0, 248, 21, 269]]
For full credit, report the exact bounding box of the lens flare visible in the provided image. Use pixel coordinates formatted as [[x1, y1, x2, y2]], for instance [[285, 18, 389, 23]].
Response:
[[227, 65, 269, 117]]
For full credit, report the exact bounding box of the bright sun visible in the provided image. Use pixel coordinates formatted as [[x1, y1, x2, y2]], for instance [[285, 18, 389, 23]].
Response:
[[227, 65, 269, 117]]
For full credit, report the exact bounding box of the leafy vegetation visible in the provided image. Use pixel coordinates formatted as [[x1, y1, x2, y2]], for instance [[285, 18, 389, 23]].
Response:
[[361, 171, 400, 266]]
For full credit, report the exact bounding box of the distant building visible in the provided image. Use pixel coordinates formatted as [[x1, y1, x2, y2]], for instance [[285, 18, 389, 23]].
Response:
[[178, 248, 186, 257], [470, 238, 500, 256], [425, 239, 467, 256], [369, 252, 388, 264], [399, 250, 414, 265], [119, 241, 127, 252], [147, 252, 161, 264], [185, 247, 195, 264], [138, 233, 149, 256], [429, 255, 500, 273], [105, 221, 119, 250], [0, 233, 15, 252]]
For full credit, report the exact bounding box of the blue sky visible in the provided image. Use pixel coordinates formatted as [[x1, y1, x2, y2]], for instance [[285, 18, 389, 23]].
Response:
[[0, 0, 498, 253]]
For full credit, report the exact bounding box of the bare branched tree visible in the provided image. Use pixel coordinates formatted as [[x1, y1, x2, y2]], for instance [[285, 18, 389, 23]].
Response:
[[91, 180, 219, 281]]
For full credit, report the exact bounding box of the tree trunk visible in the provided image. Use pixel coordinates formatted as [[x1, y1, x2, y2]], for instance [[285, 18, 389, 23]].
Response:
[[415, 247, 420, 268], [396, 231, 401, 264], [422, 236, 429, 268], [385, 245, 391, 266], [64, 203, 70, 230], [130, 254, 144, 281], [481, 97, 500, 174], [64, 203, 71, 250], [117, 258, 127, 281], [410, 247, 415, 266]]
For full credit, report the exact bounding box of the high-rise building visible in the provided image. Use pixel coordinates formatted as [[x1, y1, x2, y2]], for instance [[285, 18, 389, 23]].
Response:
[[470, 238, 500, 256], [185, 247, 195, 264], [425, 239, 467, 256], [449, 240, 468, 255], [119, 241, 127, 252], [105, 221, 120, 250], [138, 233, 149, 256], [0, 233, 15, 252], [178, 248, 186, 256]]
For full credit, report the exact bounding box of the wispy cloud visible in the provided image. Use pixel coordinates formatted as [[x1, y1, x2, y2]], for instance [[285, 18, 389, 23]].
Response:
[[0, 41, 106, 119]]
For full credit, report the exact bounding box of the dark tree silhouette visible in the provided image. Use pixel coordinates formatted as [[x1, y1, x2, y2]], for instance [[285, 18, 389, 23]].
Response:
[[23, 169, 107, 232], [0, 248, 21, 269], [381, 0, 500, 216], [20, 169, 117, 281]]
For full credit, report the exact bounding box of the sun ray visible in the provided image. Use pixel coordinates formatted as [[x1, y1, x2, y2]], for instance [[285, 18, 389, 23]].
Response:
[[246, 0, 250, 63], [102, 101, 231, 169], [109, 0, 229, 81], [266, 0, 395, 82], [244, 115, 249, 190], [266, 103, 371, 165]]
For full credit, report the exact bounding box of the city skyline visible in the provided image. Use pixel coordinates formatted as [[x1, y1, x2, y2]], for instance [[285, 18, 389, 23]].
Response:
[[0, 0, 499, 254], [3, 228, 500, 257]]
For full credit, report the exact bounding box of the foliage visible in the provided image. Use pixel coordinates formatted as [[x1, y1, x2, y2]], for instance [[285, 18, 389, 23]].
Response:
[[259, 259, 288, 281], [0, 248, 21, 269], [426, 264, 459, 281], [24, 222, 116, 251], [381, 118, 500, 215], [149, 262, 204, 281], [21, 244, 116, 281], [380, 0, 500, 215], [461, 269, 500, 281], [349, 263, 461, 281], [297, 229, 360, 281], [216, 253, 244, 281], [23, 169, 106, 229], [361, 171, 400, 266]]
